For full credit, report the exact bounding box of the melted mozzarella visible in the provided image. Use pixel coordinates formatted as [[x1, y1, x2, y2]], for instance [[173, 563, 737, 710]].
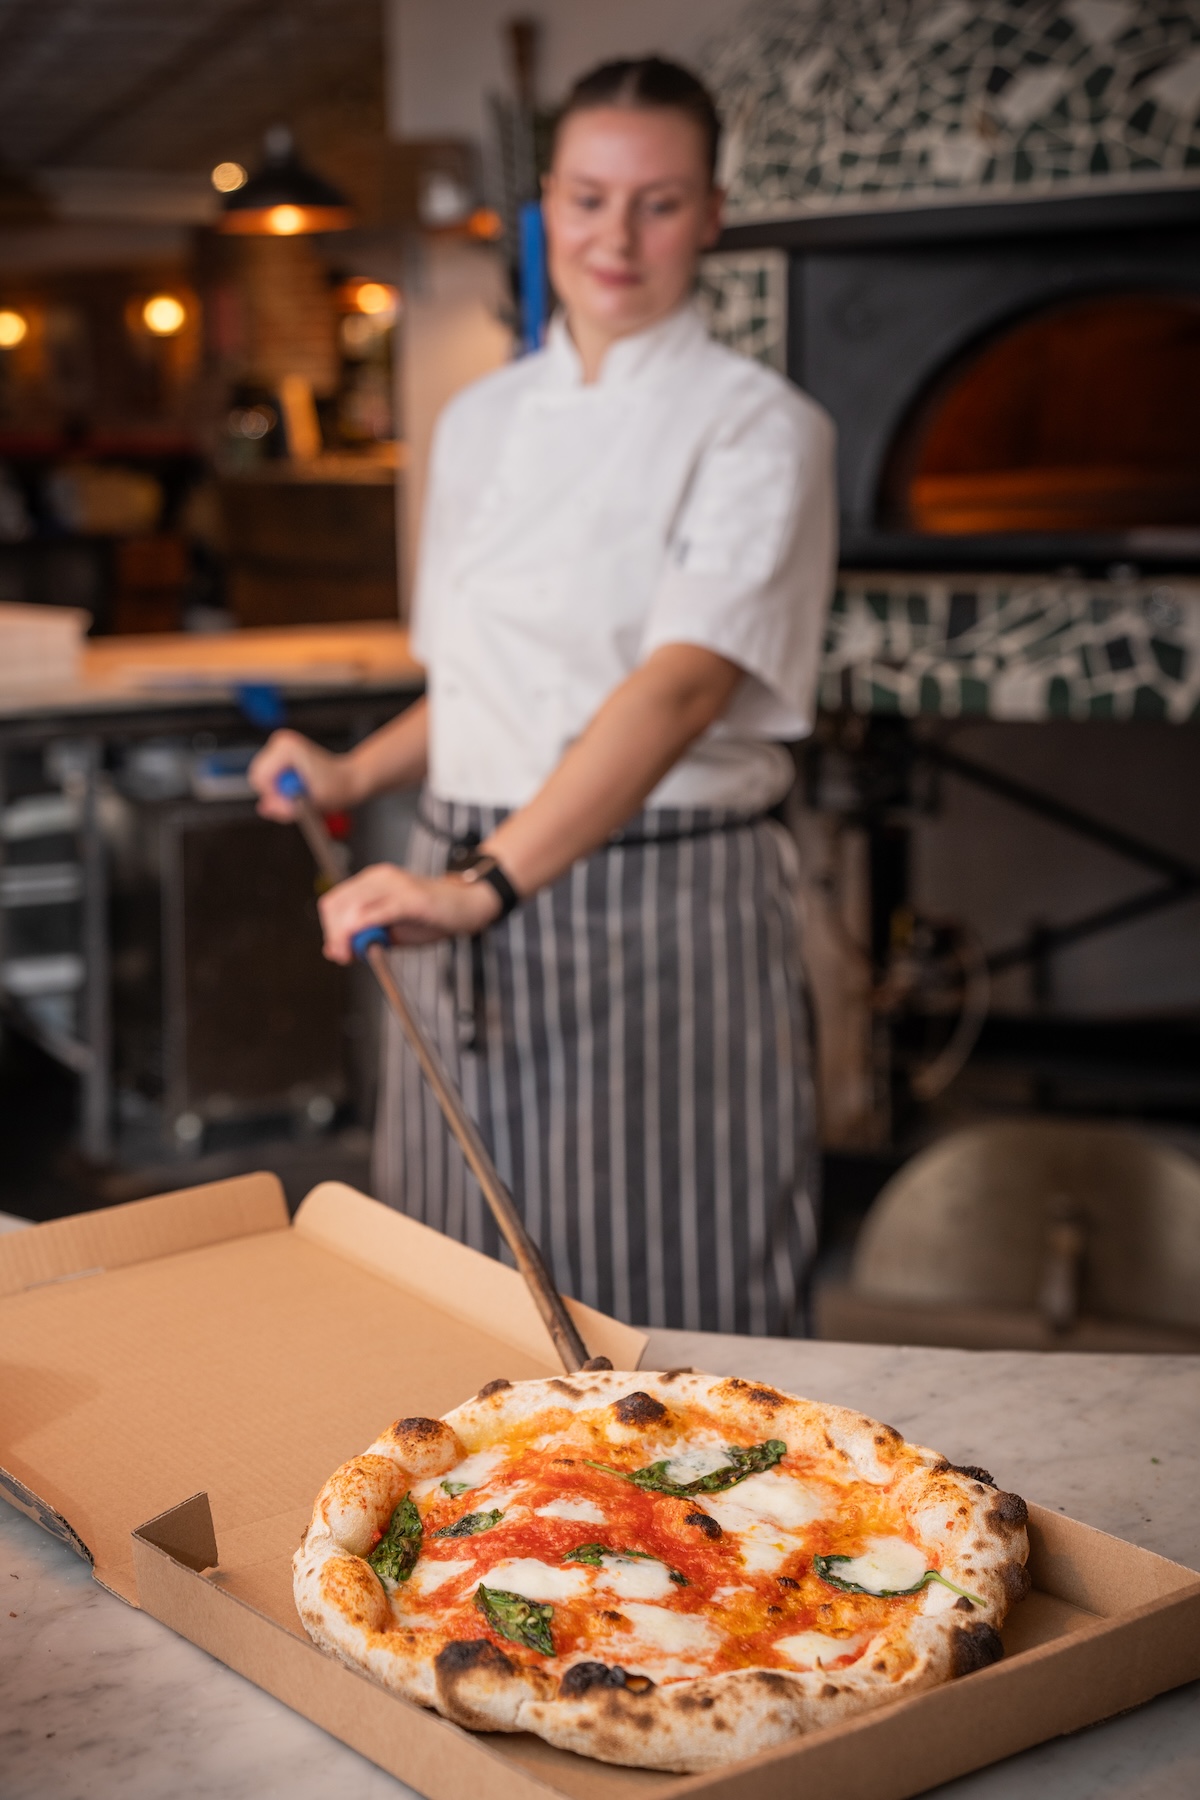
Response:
[[619, 1603, 719, 1656], [834, 1537, 928, 1594], [703, 1483, 819, 1575], [439, 1446, 509, 1491], [660, 1442, 733, 1486], [594, 1556, 676, 1602], [479, 1559, 590, 1603], [534, 1496, 607, 1525], [775, 1630, 868, 1670], [407, 1558, 473, 1597], [713, 1472, 825, 1531]]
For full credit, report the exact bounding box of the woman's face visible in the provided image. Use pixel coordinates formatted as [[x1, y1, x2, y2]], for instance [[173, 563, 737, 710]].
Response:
[[543, 106, 723, 344]]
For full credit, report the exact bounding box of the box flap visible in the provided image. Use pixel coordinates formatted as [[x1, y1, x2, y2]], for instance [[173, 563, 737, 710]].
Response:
[[0, 1170, 288, 1299], [293, 1182, 646, 1372], [0, 1177, 644, 1603]]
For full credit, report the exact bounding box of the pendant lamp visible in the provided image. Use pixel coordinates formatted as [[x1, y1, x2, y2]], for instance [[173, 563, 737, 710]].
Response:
[[219, 126, 352, 235]]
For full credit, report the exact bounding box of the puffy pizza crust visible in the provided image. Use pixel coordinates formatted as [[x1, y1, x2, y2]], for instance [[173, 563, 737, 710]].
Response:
[[294, 1369, 1030, 1773]]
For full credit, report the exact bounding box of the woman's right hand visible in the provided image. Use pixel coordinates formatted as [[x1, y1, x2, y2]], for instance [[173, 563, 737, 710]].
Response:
[[248, 729, 362, 823]]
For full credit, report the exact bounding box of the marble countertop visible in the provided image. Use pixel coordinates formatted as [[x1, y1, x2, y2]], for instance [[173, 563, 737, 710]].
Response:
[[2, 1321, 1198, 1800]]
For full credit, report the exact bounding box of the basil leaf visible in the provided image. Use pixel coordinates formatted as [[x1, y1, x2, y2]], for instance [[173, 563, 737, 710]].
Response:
[[434, 1508, 505, 1539], [584, 1438, 786, 1498], [475, 1583, 555, 1655], [441, 1480, 472, 1498], [368, 1493, 422, 1585], [562, 1543, 689, 1586], [561, 1542, 610, 1566], [813, 1554, 983, 1607]]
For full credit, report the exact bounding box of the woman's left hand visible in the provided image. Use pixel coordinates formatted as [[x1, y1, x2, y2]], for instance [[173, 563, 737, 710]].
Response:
[[318, 863, 500, 962]]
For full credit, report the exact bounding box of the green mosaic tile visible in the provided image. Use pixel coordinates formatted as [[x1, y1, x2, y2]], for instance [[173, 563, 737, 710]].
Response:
[[820, 575, 1200, 722]]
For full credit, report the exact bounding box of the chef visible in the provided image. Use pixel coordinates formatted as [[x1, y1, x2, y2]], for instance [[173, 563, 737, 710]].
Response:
[[250, 56, 837, 1337]]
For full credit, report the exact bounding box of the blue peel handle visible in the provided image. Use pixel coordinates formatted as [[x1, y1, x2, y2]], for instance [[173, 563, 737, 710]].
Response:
[[351, 926, 389, 960], [276, 767, 306, 800]]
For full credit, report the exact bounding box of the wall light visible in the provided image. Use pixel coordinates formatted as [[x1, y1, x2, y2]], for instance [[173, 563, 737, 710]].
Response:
[[142, 294, 187, 336], [0, 308, 28, 348], [211, 161, 247, 194], [219, 127, 351, 235], [353, 282, 396, 317]]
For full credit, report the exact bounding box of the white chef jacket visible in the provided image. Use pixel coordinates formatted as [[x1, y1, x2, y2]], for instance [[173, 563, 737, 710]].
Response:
[[410, 301, 837, 812]]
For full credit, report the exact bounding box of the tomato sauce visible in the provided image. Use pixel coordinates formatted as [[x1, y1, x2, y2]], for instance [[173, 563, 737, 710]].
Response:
[[381, 1406, 927, 1681]]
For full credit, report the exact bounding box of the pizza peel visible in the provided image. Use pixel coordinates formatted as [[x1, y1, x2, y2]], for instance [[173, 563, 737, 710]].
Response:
[[276, 769, 605, 1376]]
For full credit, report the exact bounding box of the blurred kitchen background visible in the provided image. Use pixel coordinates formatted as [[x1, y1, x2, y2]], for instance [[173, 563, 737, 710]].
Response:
[[0, 0, 1198, 1350]]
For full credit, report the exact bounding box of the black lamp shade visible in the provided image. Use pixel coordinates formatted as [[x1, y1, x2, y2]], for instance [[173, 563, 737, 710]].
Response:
[[220, 129, 352, 235]]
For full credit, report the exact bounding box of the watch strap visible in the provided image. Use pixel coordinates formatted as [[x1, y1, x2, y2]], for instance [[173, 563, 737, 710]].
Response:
[[454, 849, 522, 921]]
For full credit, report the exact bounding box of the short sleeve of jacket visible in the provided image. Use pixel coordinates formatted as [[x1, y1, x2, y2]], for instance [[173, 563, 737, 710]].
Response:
[[641, 380, 837, 739]]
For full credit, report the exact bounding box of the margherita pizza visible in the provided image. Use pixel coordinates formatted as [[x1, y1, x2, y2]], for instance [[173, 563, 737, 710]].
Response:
[[294, 1369, 1030, 1773]]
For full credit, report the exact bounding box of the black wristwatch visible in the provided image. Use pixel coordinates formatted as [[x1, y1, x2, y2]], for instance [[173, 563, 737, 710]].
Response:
[[451, 848, 522, 921]]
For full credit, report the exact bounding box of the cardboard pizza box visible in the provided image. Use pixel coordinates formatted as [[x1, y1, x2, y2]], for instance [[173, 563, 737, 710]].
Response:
[[1, 1174, 1198, 1800]]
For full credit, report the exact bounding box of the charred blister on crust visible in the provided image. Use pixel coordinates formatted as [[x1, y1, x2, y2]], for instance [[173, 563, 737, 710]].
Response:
[[658, 1368, 693, 1382], [874, 1425, 903, 1447], [560, 1661, 655, 1698], [612, 1391, 669, 1427], [476, 1379, 511, 1400], [684, 1509, 722, 1538], [1002, 1561, 1033, 1605], [949, 1622, 1005, 1677], [436, 1638, 514, 1678], [746, 1385, 786, 1410], [549, 1379, 582, 1397], [948, 1462, 996, 1487], [379, 1417, 463, 1478], [987, 1491, 1029, 1533], [953, 1595, 976, 1611]]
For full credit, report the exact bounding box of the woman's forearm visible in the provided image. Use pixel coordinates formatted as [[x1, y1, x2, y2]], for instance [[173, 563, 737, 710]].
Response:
[[344, 696, 430, 801], [482, 644, 741, 896], [250, 698, 428, 821]]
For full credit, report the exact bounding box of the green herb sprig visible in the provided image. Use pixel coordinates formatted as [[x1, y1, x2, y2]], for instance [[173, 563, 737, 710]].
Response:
[[563, 1542, 688, 1584], [441, 1479, 472, 1498], [583, 1439, 786, 1498], [813, 1554, 983, 1606], [434, 1508, 505, 1538], [368, 1494, 422, 1585], [474, 1584, 555, 1655]]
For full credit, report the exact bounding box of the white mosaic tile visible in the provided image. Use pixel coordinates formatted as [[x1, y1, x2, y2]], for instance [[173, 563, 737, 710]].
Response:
[[702, 0, 1200, 222], [696, 248, 788, 370]]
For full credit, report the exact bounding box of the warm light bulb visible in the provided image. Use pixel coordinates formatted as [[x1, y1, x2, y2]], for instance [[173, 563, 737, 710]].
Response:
[[142, 294, 186, 336], [0, 309, 28, 348], [211, 161, 247, 193], [267, 204, 305, 235], [354, 282, 394, 316]]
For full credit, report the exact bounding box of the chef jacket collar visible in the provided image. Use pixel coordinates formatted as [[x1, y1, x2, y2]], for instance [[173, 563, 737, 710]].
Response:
[[544, 300, 706, 390]]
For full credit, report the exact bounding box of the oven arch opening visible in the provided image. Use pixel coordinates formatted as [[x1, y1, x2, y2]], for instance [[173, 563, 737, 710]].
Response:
[[877, 289, 1200, 540]]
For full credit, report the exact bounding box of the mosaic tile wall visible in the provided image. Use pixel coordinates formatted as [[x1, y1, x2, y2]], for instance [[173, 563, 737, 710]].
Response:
[[705, 0, 1200, 221], [695, 249, 788, 370], [821, 574, 1200, 720]]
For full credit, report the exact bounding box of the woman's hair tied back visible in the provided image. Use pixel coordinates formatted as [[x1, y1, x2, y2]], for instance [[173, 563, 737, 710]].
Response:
[[553, 55, 722, 184]]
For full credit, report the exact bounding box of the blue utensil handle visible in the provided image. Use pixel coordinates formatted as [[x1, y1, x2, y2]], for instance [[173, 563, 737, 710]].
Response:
[[351, 925, 389, 959], [276, 767, 306, 800]]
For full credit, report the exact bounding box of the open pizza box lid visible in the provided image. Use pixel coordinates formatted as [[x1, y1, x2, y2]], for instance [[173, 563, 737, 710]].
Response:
[[2, 1173, 1199, 1800]]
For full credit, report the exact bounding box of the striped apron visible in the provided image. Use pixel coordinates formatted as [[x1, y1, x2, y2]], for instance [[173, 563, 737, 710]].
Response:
[[372, 792, 819, 1336]]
